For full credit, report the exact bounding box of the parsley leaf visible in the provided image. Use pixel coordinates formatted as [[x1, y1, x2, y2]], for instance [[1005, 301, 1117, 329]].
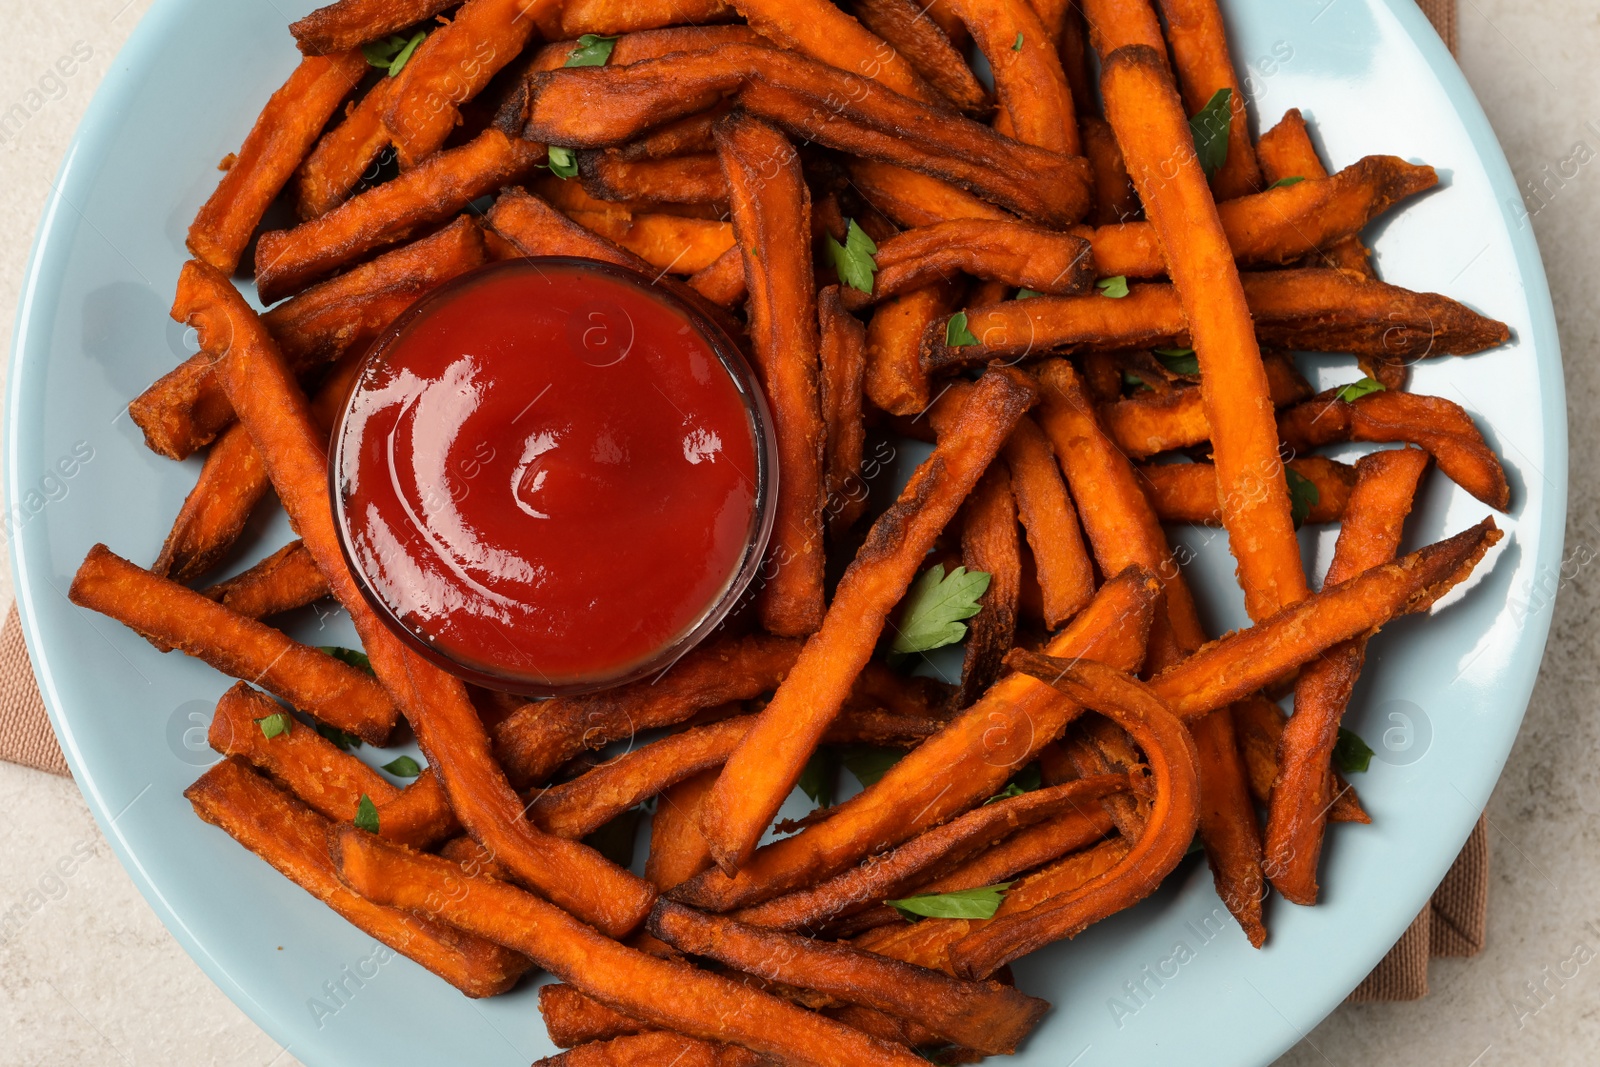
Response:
[[891, 564, 991, 654], [798, 747, 838, 808], [319, 646, 373, 675], [1334, 727, 1374, 773], [1152, 346, 1199, 375], [1189, 87, 1233, 178], [1270, 175, 1306, 189], [382, 755, 423, 778], [363, 31, 426, 77], [1096, 275, 1129, 298], [1122, 370, 1150, 392], [315, 722, 364, 751], [1015, 288, 1043, 300], [546, 145, 579, 179], [1286, 467, 1320, 529], [1336, 377, 1387, 403], [256, 711, 293, 740], [584, 806, 645, 867], [945, 312, 979, 347], [841, 746, 906, 789], [1013, 32, 1025, 50], [354, 794, 380, 833], [827, 219, 879, 294], [887, 883, 1013, 921], [565, 33, 618, 67]]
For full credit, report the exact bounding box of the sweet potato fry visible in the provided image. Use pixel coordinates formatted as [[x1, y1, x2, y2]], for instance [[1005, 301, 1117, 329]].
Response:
[[670, 566, 1158, 910], [541, 983, 649, 1048], [650, 900, 1050, 1055], [1078, 0, 1168, 62], [254, 128, 540, 302], [375, 768, 464, 849], [1265, 448, 1428, 904], [1140, 456, 1357, 525], [845, 159, 1011, 229], [189, 760, 530, 996], [333, 830, 930, 1066], [955, 467, 1021, 707], [536, 1032, 764, 1067], [205, 540, 331, 619], [1149, 519, 1502, 720], [565, 210, 734, 274], [648, 769, 719, 891], [852, 0, 990, 113], [936, 0, 1079, 153], [547, 0, 737, 37], [175, 258, 655, 935], [1101, 44, 1307, 622], [1258, 108, 1374, 277], [580, 151, 728, 206], [1101, 365, 1310, 459], [520, 46, 1093, 225], [1003, 416, 1094, 627], [819, 286, 870, 538], [688, 245, 748, 307], [1279, 388, 1509, 510], [841, 220, 1093, 311], [1081, 114, 1141, 225], [865, 279, 964, 416], [295, 78, 395, 219], [1154, 0, 1261, 198], [717, 114, 827, 637], [699, 367, 1038, 872], [947, 659, 1201, 978], [533, 24, 766, 71], [151, 423, 269, 583], [380, 0, 552, 166], [485, 187, 655, 270], [731, 774, 1128, 933], [291, 0, 457, 54], [1230, 692, 1367, 823], [188, 51, 367, 273], [729, 0, 939, 103], [69, 545, 398, 744]]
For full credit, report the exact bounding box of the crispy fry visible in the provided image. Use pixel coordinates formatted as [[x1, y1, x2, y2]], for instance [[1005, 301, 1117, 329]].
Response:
[[533, 25, 764, 69], [1149, 519, 1502, 720], [207, 682, 397, 820], [69, 545, 398, 744], [1257, 108, 1374, 278], [845, 159, 1011, 229], [296, 78, 395, 219], [1231, 692, 1368, 824], [381, 0, 552, 166], [1266, 448, 1428, 904], [650, 900, 1050, 1055], [291, 0, 457, 54], [188, 51, 367, 272], [565, 210, 734, 274], [841, 219, 1094, 311], [254, 128, 540, 302], [1077, 0, 1168, 62], [151, 423, 269, 582], [1033, 358, 1264, 943], [852, 0, 991, 113], [732, 774, 1128, 932], [1139, 456, 1358, 525], [955, 467, 1021, 706], [579, 151, 728, 206], [520, 46, 1093, 225], [1081, 115, 1141, 225], [648, 769, 719, 891], [189, 760, 530, 996], [205, 540, 331, 618], [687, 245, 748, 307], [541, 983, 650, 1048], [819, 286, 870, 538], [537, 1032, 764, 1066], [333, 830, 930, 1066], [865, 279, 964, 416], [1101, 365, 1310, 459], [375, 769, 464, 849], [1003, 416, 1094, 627], [1101, 45, 1307, 621], [486, 187, 654, 269], [548, 0, 737, 37], [699, 367, 1038, 872], [1154, 0, 1261, 198], [1049, 0, 1094, 109], [729, 0, 939, 103], [937, 0, 1079, 153], [670, 566, 1158, 910], [717, 114, 827, 636], [947, 658, 1200, 977], [1279, 388, 1510, 510]]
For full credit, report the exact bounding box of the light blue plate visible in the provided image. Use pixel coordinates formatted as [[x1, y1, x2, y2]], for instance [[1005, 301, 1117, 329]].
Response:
[[7, 1, 1564, 1064]]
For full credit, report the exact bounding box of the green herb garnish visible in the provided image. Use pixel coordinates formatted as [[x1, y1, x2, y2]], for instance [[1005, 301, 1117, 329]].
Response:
[[565, 33, 618, 67], [1189, 88, 1233, 178], [1013, 32, 1025, 50], [944, 312, 980, 347], [1015, 288, 1043, 300], [319, 646, 374, 674], [826, 219, 879, 294], [546, 145, 579, 179], [1096, 275, 1129, 298], [382, 756, 423, 778], [256, 711, 293, 740], [1336, 377, 1387, 403], [315, 723, 364, 752], [1153, 346, 1199, 375], [1286, 467, 1320, 529], [363, 30, 426, 77], [1270, 175, 1306, 189], [354, 794, 380, 834], [887, 883, 1013, 921], [891, 564, 991, 654], [1334, 727, 1374, 773], [798, 747, 838, 808], [841, 746, 907, 789]]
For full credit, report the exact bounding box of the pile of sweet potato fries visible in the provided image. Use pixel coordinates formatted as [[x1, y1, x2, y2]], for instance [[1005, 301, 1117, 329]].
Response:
[[69, 0, 1514, 1061]]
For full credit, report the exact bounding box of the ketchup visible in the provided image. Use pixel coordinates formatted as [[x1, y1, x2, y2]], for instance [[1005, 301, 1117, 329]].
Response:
[[331, 259, 768, 692]]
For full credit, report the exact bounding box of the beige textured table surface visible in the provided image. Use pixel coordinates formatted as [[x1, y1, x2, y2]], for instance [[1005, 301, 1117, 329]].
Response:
[[1, 2, 1596, 1065]]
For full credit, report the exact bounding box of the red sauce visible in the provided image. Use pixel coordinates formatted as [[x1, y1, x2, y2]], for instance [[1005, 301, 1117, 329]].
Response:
[[332, 260, 766, 692]]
